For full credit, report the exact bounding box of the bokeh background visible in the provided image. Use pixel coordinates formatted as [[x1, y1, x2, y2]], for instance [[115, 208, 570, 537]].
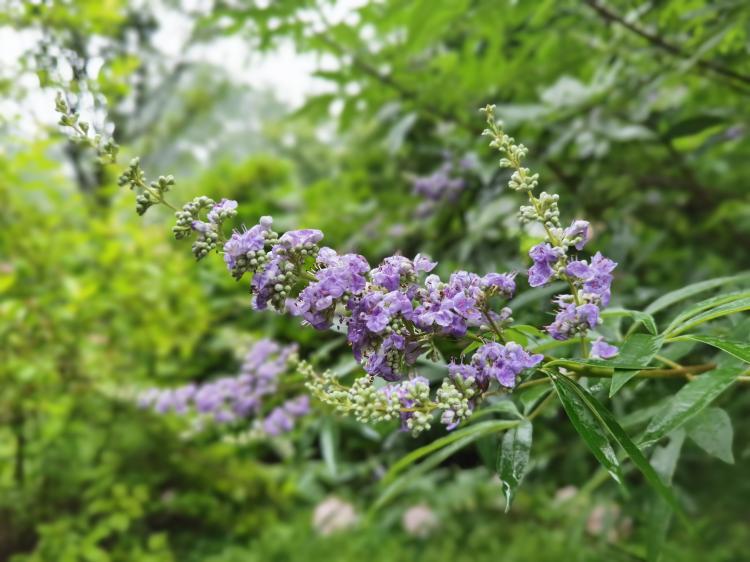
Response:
[[2, 1, 750, 560]]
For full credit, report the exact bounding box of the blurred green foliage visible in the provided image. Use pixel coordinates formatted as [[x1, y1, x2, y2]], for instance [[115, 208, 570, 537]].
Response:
[[2, 0, 750, 560]]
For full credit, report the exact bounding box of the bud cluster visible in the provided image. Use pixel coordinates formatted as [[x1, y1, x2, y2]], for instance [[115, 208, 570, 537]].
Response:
[[54, 92, 119, 163]]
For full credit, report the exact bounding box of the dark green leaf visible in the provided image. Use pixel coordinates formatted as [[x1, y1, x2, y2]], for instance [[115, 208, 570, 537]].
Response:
[[665, 115, 724, 140], [685, 407, 734, 464], [673, 334, 750, 364], [497, 420, 533, 512], [382, 419, 520, 484], [548, 374, 624, 486], [549, 373, 687, 523], [641, 364, 743, 446]]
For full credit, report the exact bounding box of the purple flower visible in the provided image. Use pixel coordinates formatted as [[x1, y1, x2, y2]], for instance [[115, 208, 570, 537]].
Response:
[[278, 228, 323, 249], [370, 256, 417, 291], [528, 243, 562, 287], [566, 252, 617, 306], [291, 249, 370, 329], [381, 376, 430, 431], [481, 272, 516, 299], [591, 337, 619, 359], [263, 395, 310, 435], [414, 253, 437, 273], [471, 342, 543, 387], [223, 221, 272, 272], [411, 161, 466, 202], [546, 302, 601, 340], [207, 198, 238, 224], [564, 220, 590, 251]]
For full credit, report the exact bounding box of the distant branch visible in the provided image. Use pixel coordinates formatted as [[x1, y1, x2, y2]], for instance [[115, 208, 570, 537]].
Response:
[[584, 0, 750, 88]]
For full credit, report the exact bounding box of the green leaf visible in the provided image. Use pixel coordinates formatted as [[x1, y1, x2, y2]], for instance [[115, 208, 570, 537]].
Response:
[[672, 334, 750, 364], [646, 431, 686, 562], [549, 373, 687, 523], [497, 420, 533, 512], [644, 273, 750, 316], [685, 407, 734, 464], [665, 115, 725, 140], [519, 385, 552, 416], [602, 308, 658, 335], [320, 418, 339, 478], [641, 364, 743, 447], [666, 297, 750, 337], [663, 291, 750, 335], [548, 374, 624, 486], [381, 419, 520, 484], [609, 334, 664, 397]]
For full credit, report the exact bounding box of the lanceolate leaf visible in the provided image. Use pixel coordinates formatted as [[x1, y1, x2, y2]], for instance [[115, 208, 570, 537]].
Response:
[[609, 334, 664, 397], [671, 334, 750, 364], [382, 419, 520, 484], [685, 407, 734, 464], [644, 273, 750, 316], [647, 431, 686, 562], [548, 372, 687, 523], [641, 364, 743, 447], [666, 297, 750, 337], [602, 308, 658, 335], [663, 291, 750, 335], [548, 374, 624, 486], [497, 420, 533, 512]]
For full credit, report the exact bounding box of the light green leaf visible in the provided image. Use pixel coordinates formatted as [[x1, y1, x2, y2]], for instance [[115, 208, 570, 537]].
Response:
[[685, 407, 734, 464], [665, 297, 750, 337], [602, 308, 658, 335], [671, 334, 750, 364], [641, 364, 743, 447], [609, 334, 664, 397], [497, 420, 533, 512], [644, 273, 750, 316], [320, 418, 339, 478], [647, 431, 686, 562], [663, 291, 750, 335], [381, 419, 520, 484]]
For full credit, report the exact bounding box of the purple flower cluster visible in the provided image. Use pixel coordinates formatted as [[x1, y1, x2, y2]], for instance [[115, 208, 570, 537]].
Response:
[[262, 395, 310, 436], [526, 219, 618, 349], [453, 342, 543, 388], [411, 161, 466, 202], [138, 339, 306, 435]]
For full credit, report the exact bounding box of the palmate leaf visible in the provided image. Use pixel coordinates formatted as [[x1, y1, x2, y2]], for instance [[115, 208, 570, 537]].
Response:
[[548, 372, 687, 523], [497, 420, 533, 512]]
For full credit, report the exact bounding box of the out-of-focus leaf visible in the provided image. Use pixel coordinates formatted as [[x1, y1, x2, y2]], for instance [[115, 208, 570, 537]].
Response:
[[685, 407, 734, 464], [644, 273, 750, 316], [320, 418, 339, 478], [647, 431, 686, 562], [665, 115, 725, 140], [497, 420, 533, 512]]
